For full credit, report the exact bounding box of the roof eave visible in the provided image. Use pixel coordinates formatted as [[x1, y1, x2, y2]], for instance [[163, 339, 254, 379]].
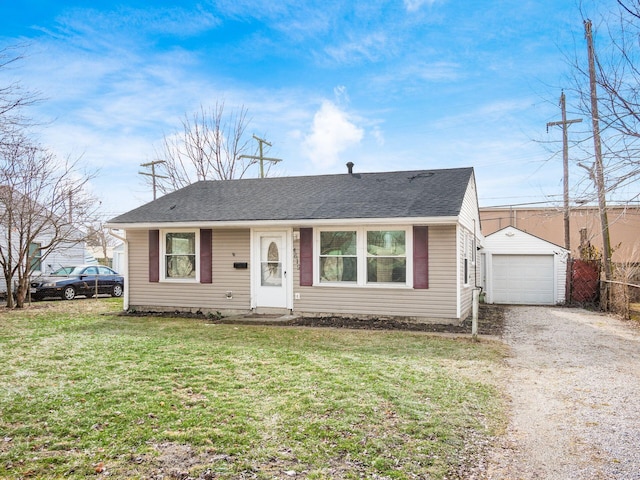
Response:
[[105, 215, 462, 231]]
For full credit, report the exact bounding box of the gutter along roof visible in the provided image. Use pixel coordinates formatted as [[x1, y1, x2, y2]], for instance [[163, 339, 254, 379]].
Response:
[[108, 167, 474, 228]]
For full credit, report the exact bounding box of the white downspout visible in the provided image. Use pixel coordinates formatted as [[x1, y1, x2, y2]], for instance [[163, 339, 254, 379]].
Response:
[[472, 219, 480, 341], [108, 228, 129, 311]]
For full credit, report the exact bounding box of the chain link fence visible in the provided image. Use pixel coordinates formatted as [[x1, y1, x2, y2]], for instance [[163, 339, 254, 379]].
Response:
[[568, 258, 600, 307], [567, 258, 640, 320]]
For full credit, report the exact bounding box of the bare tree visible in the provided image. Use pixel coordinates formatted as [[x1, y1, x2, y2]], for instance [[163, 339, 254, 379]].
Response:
[[0, 46, 98, 308], [150, 102, 269, 195], [556, 3, 640, 308], [85, 221, 119, 265], [0, 134, 97, 308], [0, 45, 38, 141], [563, 3, 640, 196]]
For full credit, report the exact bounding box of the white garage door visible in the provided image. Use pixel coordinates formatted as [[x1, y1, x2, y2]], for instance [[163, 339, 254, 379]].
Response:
[[492, 254, 555, 305]]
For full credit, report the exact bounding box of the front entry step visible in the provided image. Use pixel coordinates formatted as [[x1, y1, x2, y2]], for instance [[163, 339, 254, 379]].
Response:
[[253, 307, 291, 315]]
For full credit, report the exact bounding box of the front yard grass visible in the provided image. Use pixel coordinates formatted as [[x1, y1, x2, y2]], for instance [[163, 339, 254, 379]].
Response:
[[0, 299, 507, 479]]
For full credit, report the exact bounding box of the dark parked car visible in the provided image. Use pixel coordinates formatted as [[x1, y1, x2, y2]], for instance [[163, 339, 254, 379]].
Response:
[[30, 265, 124, 300]]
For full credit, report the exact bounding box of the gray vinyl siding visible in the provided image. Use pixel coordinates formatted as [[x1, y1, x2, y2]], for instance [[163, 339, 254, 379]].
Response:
[[126, 224, 463, 320], [212, 229, 252, 308], [458, 226, 473, 319], [127, 228, 251, 312], [41, 241, 86, 274], [458, 175, 482, 237], [457, 175, 482, 320], [292, 225, 459, 320]]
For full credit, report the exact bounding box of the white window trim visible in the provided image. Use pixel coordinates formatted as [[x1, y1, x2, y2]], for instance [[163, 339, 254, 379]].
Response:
[[29, 241, 43, 274], [160, 229, 200, 283], [314, 226, 413, 288]]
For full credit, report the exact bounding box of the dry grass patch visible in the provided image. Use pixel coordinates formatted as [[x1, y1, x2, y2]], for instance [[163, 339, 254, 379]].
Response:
[[0, 298, 507, 479]]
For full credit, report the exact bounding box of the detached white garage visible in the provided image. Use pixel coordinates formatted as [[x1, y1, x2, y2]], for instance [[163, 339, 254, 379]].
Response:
[[482, 226, 568, 305]]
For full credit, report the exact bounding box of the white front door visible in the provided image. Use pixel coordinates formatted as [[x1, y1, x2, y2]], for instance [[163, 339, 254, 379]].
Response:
[[254, 231, 289, 309]]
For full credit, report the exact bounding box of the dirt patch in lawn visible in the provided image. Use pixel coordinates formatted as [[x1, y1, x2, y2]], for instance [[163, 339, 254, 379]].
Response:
[[125, 443, 231, 480]]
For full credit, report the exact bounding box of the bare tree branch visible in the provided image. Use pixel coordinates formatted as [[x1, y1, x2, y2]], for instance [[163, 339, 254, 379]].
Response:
[[0, 45, 40, 137], [85, 222, 119, 264], [0, 136, 98, 307], [149, 102, 266, 195], [617, 0, 640, 20], [560, 4, 640, 204]]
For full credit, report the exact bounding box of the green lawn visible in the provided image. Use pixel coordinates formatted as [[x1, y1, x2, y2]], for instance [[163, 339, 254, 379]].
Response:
[[0, 299, 507, 479]]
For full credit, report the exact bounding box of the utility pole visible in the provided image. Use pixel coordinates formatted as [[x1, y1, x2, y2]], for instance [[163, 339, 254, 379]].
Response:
[[239, 135, 282, 178], [585, 19, 613, 306], [139, 160, 168, 200], [547, 91, 582, 251]]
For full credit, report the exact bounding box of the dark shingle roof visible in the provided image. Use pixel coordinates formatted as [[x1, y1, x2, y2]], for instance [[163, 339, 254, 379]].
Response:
[[108, 167, 474, 225]]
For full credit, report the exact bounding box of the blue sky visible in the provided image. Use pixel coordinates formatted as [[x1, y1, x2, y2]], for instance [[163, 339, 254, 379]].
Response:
[[0, 0, 621, 219]]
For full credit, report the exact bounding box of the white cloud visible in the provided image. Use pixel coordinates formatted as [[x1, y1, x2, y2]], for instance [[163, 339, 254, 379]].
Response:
[[333, 85, 350, 105], [323, 32, 390, 65], [404, 0, 439, 12], [431, 99, 533, 130], [56, 5, 220, 40], [372, 126, 385, 146], [303, 101, 364, 169]]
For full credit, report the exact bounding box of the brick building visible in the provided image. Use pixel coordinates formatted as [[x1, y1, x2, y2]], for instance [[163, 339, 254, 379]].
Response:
[[480, 205, 640, 263]]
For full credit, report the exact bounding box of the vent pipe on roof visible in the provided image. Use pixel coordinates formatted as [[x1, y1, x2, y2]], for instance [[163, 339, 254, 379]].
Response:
[[346, 162, 354, 174]]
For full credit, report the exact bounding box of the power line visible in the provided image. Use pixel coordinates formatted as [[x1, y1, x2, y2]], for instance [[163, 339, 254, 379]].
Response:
[[547, 90, 582, 250], [239, 135, 282, 178], [139, 160, 168, 200]]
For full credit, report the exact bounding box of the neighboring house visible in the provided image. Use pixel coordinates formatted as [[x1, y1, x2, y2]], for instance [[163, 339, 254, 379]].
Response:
[[111, 242, 125, 274], [106, 167, 483, 322], [0, 185, 89, 298], [481, 226, 569, 305], [480, 205, 640, 263], [87, 245, 116, 267], [86, 242, 127, 271], [0, 231, 87, 297]]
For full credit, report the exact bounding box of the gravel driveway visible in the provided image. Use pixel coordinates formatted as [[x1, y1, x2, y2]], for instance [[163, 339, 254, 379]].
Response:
[[486, 306, 640, 479]]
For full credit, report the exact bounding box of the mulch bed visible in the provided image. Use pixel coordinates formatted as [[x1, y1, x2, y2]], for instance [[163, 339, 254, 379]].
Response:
[[287, 304, 505, 336], [125, 304, 506, 337]]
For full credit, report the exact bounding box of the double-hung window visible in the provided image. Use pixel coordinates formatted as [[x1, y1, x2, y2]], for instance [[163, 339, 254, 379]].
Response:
[[317, 227, 411, 286], [163, 231, 198, 281], [29, 242, 42, 273], [319, 231, 357, 283], [367, 230, 407, 283], [462, 230, 474, 286]]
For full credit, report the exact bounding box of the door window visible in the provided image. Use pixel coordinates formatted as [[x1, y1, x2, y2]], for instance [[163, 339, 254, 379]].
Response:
[[261, 238, 282, 286]]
